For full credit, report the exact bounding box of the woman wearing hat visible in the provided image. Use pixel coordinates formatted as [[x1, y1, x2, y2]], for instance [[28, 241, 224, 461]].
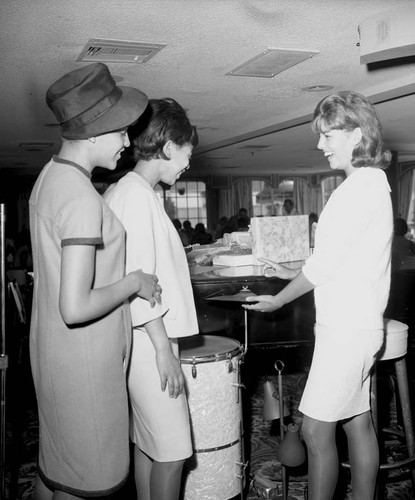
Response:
[[104, 98, 199, 500], [29, 63, 161, 500]]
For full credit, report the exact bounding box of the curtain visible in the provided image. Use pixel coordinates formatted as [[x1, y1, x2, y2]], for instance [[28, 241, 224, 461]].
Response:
[[17, 190, 31, 233], [309, 185, 323, 216], [293, 178, 310, 215], [231, 179, 253, 216], [399, 169, 414, 220], [217, 188, 233, 218]]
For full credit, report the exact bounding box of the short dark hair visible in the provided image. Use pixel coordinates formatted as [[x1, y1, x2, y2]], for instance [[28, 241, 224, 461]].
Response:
[[311, 90, 391, 169], [132, 98, 198, 161]]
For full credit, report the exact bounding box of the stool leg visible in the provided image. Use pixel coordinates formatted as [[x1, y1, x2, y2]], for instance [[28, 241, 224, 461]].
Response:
[[395, 358, 415, 489], [371, 369, 378, 434], [371, 368, 384, 500]]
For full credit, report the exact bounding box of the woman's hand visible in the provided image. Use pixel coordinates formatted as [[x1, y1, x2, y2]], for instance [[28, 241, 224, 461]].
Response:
[[129, 270, 162, 308], [259, 258, 298, 280], [145, 318, 184, 398], [155, 348, 185, 398], [242, 294, 283, 313]]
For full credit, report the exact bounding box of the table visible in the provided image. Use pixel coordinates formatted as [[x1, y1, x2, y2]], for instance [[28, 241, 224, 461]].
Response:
[[190, 265, 315, 350]]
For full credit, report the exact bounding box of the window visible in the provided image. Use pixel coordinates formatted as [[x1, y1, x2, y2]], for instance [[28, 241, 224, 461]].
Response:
[[155, 180, 207, 226], [252, 179, 294, 216]]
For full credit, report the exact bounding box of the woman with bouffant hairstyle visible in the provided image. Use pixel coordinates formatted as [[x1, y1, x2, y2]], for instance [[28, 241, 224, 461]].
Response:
[[245, 90, 393, 499], [312, 90, 391, 169]]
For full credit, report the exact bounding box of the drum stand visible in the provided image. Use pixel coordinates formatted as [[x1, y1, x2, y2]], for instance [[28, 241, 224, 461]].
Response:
[[0, 204, 8, 500], [254, 359, 306, 500], [275, 360, 288, 500]]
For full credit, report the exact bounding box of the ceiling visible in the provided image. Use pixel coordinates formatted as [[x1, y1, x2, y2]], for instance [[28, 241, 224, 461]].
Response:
[[1, 0, 415, 182]]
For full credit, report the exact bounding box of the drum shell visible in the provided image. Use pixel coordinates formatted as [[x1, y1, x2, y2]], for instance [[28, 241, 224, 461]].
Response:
[[180, 335, 244, 500]]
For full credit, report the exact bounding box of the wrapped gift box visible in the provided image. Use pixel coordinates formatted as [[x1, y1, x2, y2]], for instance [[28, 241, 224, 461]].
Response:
[[212, 253, 254, 267], [251, 215, 310, 264]]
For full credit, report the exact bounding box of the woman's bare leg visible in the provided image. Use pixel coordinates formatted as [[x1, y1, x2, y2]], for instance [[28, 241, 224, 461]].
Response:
[[34, 475, 86, 500], [34, 476, 54, 500], [342, 411, 378, 500], [150, 459, 185, 500], [301, 415, 338, 500], [134, 446, 152, 500], [134, 445, 185, 500]]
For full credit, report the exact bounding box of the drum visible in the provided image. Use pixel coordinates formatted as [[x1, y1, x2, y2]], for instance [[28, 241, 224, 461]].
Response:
[[180, 335, 246, 500]]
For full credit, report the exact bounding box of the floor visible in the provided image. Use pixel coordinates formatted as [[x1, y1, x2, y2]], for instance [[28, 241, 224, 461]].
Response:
[[3, 338, 415, 499]]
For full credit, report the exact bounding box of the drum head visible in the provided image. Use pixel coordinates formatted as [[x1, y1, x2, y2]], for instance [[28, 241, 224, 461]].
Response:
[[180, 335, 241, 363]]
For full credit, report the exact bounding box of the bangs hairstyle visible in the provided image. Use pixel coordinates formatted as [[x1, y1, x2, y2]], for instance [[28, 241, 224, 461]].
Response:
[[311, 90, 391, 169], [132, 98, 198, 161]]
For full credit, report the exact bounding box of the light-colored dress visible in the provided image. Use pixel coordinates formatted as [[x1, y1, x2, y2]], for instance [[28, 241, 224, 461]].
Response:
[[300, 167, 393, 421], [104, 171, 199, 461], [29, 156, 131, 495]]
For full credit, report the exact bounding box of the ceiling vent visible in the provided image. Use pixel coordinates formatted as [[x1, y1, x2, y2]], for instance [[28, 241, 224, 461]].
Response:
[[77, 38, 166, 64], [226, 48, 319, 78]]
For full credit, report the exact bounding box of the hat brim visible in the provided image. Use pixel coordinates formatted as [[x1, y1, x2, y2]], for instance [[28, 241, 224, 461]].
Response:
[[61, 86, 148, 140]]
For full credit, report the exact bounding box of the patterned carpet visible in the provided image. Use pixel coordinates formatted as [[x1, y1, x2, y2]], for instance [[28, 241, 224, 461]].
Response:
[[4, 350, 415, 499], [246, 370, 414, 500]]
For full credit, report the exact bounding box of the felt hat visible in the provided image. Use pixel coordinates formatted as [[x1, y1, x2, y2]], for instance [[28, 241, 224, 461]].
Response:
[[46, 62, 148, 139]]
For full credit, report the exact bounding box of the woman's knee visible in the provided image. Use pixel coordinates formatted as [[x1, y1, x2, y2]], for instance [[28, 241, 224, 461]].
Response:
[[301, 418, 318, 449], [155, 458, 186, 474], [301, 417, 337, 453]]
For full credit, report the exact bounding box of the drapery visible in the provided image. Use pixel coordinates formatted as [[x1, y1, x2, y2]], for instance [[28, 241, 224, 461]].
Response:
[[217, 188, 233, 219], [293, 178, 309, 215], [231, 179, 253, 216], [309, 185, 323, 215], [399, 169, 414, 221], [292, 178, 325, 216]]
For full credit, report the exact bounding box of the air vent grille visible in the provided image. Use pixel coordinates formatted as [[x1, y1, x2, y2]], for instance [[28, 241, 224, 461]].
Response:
[[226, 48, 319, 78], [77, 39, 166, 63]]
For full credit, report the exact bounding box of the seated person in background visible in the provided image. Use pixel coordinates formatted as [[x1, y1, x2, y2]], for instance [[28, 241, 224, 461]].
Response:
[[191, 222, 213, 245], [172, 218, 190, 246], [214, 215, 229, 240], [236, 215, 250, 231], [183, 220, 195, 242], [392, 217, 415, 265], [309, 212, 319, 248], [282, 198, 298, 215]]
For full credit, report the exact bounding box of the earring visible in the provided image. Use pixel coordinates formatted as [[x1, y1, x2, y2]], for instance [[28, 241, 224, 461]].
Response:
[[88, 137, 96, 144]]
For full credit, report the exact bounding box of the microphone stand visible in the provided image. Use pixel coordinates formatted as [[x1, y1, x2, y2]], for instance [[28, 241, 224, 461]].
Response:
[[0, 203, 8, 500]]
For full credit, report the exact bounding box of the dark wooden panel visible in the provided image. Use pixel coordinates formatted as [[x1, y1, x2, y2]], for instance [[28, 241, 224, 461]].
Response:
[[191, 273, 315, 349]]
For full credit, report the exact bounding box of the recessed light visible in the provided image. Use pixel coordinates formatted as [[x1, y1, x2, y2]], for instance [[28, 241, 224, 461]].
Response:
[[301, 85, 334, 92]]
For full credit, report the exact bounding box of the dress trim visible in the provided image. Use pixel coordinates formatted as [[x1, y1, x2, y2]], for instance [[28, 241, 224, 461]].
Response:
[[53, 155, 91, 178], [61, 237, 103, 247]]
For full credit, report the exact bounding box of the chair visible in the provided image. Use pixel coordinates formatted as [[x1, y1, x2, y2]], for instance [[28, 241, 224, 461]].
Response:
[[341, 319, 415, 498], [6, 269, 27, 287], [372, 319, 415, 492]]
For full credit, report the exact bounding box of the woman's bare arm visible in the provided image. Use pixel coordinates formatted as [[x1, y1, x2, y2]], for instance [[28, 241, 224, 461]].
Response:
[[59, 245, 161, 324], [243, 270, 314, 313]]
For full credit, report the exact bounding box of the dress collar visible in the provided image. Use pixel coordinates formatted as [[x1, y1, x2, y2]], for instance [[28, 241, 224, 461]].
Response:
[[53, 155, 91, 179]]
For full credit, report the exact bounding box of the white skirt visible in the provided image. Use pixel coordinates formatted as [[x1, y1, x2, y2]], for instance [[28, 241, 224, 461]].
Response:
[[299, 324, 384, 422], [128, 331, 193, 461]]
